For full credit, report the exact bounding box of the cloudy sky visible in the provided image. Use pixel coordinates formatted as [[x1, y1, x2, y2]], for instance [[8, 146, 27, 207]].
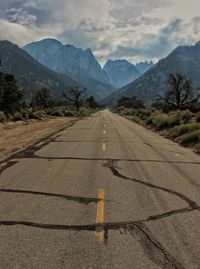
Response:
[[0, 0, 200, 65]]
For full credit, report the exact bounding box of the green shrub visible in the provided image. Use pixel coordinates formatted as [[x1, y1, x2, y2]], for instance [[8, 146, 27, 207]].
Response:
[[145, 111, 159, 125], [195, 143, 200, 153], [115, 106, 125, 112], [13, 112, 24, 121], [72, 111, 79, 117], [141, 109, 152, 117], [0, 111, 6, 122], [195, 112, 200, 123], [45, 108, 54, 115], [151, 112, 181, 130], [182, 109, 193, 123], [152, 114, 169, 130], [29, 110, 46, 120], [137, 108, 152, 120], [51, 110, 64, 117], [130, 116, 142, 124], [79, 108, 93, 117], [64, 110, 76, 117], [20, 109, 30, 119], [122, 109, 137, 116], [167, 114, 180, 127], [179, 130, 200, 145], [168, 123, 199, 138], [146, 115, 154, 125]]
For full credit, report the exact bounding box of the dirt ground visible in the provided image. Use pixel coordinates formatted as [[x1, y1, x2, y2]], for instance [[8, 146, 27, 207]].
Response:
[[0, 117, 77, 161]]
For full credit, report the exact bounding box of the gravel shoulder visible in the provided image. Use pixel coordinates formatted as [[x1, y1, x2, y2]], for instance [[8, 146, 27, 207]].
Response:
[[0, 117, 77, 161]]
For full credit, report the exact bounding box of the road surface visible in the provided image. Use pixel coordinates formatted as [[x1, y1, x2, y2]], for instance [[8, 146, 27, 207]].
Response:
[[0, 110, 200, 269]]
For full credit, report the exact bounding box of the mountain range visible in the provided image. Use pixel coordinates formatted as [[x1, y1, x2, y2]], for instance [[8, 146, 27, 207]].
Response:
[[1, 37, 200, 105], [0, 40, 96, 100], [0, 38, 155, 103], [24, 39, 110, 84], [24, 39, 153, 95], [105, 41, 200, 104], [23, 39, 116, 100]]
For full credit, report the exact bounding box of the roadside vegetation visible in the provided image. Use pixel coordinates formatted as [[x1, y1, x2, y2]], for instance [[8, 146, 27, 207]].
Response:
[[0, 71, 100, 123], [114, 73, 200, 154]]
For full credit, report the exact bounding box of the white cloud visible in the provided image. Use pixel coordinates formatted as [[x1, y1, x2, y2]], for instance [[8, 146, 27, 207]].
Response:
[[0, 0, 200, 64]]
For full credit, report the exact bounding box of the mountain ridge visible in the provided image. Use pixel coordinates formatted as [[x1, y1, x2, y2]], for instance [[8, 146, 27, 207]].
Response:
[[103, 59, 154, 88], [23, 38, 116, 99], [104, 41, 200, 104], [0, 40, 100, 100], [103, 59, 141, 88]]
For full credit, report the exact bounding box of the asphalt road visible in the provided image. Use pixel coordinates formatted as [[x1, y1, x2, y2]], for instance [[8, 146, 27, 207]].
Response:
[[0, 110, 200, 269]]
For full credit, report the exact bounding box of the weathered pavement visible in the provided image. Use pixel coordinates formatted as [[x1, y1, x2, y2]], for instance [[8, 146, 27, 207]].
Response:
[[0, 110, 200, 269]]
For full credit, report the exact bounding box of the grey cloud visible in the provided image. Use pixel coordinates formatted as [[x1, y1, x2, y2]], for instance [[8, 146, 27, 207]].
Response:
[[6, 7, 37, 26], [58, 24, 99, 49], [110, 18, 192, 60], [109, 0, 169, 21], [114, 15, 163, 28], [22, 1, 37, 8], [0, 0, 200, 64], [0, 0, 53, 26], [189, 16, 200, 34]]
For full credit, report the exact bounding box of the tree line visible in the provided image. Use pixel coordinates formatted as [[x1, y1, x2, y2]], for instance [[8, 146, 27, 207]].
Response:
[[117, 72, 200, 112], [1, 68, 200, 121], [0, 70, 100, 120]]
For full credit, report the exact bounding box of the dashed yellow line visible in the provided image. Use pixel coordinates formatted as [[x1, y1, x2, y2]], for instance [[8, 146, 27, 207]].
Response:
[[102, 143, 106, 151], [95, 189, 105, 242], [103, 130, 106, 135]]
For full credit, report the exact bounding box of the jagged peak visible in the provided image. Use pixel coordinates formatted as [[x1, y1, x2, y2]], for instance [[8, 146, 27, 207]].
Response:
[[195, 40, 200, 47], [0, 40, 18, 47], [107, 59, 130, 64], [24, 38, 63, 48], [104, 59, 133, 69], [85, 48, 93, 54]]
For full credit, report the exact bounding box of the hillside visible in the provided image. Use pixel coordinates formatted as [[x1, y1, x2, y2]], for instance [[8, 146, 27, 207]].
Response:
[[105, 41, 200, 104], [23, 39, 116, 99], [0, 40, 101, 100], [103, 59, 141, 88]]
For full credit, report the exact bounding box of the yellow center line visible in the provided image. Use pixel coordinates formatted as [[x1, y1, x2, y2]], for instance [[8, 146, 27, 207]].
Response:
[[103, 130, 106, 135], [102, 143, 106, 151], [95, 189, 105, 242]]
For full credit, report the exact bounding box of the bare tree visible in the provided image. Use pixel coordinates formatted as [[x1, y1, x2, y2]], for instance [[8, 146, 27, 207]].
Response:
[[63, 87, 87, 112], [157, 73, 200, 109]]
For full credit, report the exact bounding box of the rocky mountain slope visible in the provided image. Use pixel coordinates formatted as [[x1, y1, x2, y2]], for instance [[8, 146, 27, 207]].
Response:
[[103, 59, 141, 88], [0, 40, 97, 100], [105, 41, 200, 104], [23, 39, 115, 99]]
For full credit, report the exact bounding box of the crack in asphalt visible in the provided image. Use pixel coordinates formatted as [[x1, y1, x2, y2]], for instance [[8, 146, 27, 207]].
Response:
[[129, 223, 185, 269], [0, 119, 77, 174], [0, 206, 195, 232], [3, 153, 200, 164], [0, 161, 18, 174], [0, 204, 195, 269], [0, 188, 101, 205], [1, 157, 199, 178], [105, 159, 198, 209], [144, 142, 185, 155]]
